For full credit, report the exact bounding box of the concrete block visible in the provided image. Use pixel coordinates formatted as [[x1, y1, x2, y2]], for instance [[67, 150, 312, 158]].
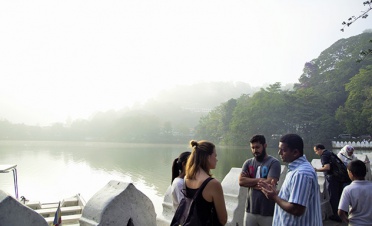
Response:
[[80, 180, 156, 226], [0, 190, 48, 226], [221, 167, 246, 226]]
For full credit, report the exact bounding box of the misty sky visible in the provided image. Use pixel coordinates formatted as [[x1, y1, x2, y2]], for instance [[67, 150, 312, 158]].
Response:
[[0, 0, 371, 126]]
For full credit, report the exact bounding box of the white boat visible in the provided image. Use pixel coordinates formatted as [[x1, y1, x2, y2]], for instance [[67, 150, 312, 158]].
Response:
[[1, 164, 85, 225], [21, 194, 86, 226]]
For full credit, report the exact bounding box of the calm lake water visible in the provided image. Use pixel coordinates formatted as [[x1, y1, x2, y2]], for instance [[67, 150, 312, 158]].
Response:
[[0, 140, 365, 216]]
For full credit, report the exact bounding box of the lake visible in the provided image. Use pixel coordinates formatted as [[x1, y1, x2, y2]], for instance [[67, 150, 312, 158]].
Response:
[[0, 140, 356, 216]]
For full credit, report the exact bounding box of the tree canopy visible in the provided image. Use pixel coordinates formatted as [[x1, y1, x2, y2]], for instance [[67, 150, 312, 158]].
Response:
[[196, 32, 372, 146]]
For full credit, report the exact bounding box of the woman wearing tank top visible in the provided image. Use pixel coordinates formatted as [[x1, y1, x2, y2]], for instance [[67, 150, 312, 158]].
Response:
[[184, 140, 227, 225]]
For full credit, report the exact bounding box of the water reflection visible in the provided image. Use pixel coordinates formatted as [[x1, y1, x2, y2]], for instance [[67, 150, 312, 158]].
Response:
[[0, 141, 369, 216]]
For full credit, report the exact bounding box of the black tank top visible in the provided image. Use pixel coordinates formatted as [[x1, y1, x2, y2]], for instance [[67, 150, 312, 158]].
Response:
[[186, 178, 221, 225]]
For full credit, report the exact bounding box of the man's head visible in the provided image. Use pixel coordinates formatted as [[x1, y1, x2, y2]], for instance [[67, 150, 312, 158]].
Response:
[[347, 160, 366, 180], [250, 134, 267, 162], [313, 144, 326, 156], [278, 134, 303, 163]]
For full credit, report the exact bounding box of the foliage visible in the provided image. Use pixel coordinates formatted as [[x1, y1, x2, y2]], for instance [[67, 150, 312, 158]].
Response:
[[195, 32, 372, 146], [341, 1, 372, 62], [336, 65, 372, 135], [341, 1, 371, 32]]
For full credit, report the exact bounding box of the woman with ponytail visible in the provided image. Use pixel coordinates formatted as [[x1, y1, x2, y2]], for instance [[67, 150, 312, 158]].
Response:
[[184, 140, 227, 225], [171, 151, 191, 209]]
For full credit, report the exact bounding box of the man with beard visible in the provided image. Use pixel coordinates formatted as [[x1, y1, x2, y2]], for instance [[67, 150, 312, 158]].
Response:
[[239, 134, 281, 226]]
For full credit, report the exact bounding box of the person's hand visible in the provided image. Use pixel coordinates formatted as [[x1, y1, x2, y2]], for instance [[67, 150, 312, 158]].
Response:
[[258, 179, 278, 200]]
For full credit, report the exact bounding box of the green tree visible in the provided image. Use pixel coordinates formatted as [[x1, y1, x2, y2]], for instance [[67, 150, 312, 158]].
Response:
[[226, 83, 288, 145], [336, 66, 372, 135]]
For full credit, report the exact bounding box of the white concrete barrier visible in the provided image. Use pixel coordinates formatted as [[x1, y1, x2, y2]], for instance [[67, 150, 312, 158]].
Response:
[[333, 141, 372, 148], [80, 180, 157, 226], [0, 190, 48, 226], [221, 167, 246, 226], [311, 159, 333, 220]]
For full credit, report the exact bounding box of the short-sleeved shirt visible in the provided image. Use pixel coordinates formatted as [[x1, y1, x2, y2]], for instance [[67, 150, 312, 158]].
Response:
[[273, 155, 322, 226], [320, 149, 332, 176], [241, 155, 281, 216], [338, 180, 372, 225]]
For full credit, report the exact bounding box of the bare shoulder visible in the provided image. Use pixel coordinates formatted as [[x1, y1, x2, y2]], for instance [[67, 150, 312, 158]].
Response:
[[203, 178, 223, 201], [206, 178, 222, 190]]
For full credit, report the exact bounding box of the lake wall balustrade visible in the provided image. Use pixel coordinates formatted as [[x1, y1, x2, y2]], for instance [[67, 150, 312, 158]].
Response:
[[332, 140, 372, 149], [1, 155, 371, 226]]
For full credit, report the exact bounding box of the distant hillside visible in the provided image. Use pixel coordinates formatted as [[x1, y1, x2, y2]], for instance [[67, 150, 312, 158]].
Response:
[[1, 31, 370, 144], [195, 31, 372, 146], [152, 81, 260, 110]]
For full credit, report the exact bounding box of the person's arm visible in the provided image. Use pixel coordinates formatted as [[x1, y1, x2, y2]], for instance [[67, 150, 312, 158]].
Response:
[[210, 180, 227, 225], [258, 179, 305, 216], [315, 163, 330, 172], [239, 167, 278, 189], [338, 209, 349, 224], [239, 172, 263, 188]]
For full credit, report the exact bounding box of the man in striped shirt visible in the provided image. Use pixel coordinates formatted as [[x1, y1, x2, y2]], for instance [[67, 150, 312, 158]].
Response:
[[259, 134, 322, 226]]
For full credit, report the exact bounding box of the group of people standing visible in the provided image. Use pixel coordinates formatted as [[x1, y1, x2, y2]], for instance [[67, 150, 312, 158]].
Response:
[[170, 134, 372, 226]]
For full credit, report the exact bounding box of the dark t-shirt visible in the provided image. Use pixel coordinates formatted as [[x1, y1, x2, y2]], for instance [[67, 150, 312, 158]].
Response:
[[241, 155, 281, 216], [320, 149, 332, 176]]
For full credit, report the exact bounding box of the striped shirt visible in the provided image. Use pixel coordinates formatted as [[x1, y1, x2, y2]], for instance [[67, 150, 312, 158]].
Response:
[[273, 155, 322, 226]]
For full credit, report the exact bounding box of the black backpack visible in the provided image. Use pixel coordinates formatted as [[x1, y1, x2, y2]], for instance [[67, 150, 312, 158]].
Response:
[[329, 152, 351, 184], [170, 177, 215, 226]]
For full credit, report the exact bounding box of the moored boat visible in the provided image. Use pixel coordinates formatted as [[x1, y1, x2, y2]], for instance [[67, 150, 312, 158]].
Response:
[[21, 194, 85, 226]]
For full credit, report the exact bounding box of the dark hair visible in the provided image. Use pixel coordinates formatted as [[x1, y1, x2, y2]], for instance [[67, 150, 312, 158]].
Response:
[[314, 143, 326, 150], [185, 140, 215, 179], [347, 160, 366, 179], [250, 135, 266, 145], [171, 151, 191, 184], [280, 134, 304, 155]]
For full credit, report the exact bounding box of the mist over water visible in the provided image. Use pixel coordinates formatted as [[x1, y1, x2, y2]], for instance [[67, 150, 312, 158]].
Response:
[[0, 141, 367, 215]]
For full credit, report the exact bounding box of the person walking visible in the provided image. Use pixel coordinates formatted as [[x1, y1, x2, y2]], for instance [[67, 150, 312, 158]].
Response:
[[239, 134, 281, 226], [259, 134, 322, 226], [338, 160, 372, 225], [314, 144, 343, 222], [171, 151, 191, 210]]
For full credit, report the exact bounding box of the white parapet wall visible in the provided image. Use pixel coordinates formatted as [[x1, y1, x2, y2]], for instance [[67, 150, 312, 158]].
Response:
[[332, 141, 372, 149], [80, 180, 157, 226], [0, 190, 48, 226], [311, 159, 333, 220]]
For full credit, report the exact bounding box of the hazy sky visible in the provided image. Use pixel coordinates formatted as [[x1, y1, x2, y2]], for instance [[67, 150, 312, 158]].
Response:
[[1, 0, 371, 126]]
